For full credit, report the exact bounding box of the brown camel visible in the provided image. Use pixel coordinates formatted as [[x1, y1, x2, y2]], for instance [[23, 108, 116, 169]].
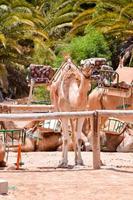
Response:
[[0, 105, 11, 167], [49, 59, 95, 167], [2, 120, 62, 152], [86, 64, 133, 152], [23, 121, 62, 152], [88, 65, 133, 120], [0, 140, 6, 167], [0, 104, 62, 153]]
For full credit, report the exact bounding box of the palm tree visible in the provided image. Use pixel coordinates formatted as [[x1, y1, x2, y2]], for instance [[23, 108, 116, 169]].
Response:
[[0, 0, 51, 98], [69, 0, 132, 68], [91, 1, 132, 39], [72, 0, 133, 38], [0, 0, 49, 65]]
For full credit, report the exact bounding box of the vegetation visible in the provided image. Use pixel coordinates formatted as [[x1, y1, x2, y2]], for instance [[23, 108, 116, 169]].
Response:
[[0, 0, 132, 100], [32, 86, 50, 104], [54, 27, 111, 66]]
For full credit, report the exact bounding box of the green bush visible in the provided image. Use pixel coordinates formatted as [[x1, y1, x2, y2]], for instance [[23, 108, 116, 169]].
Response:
[[33, 86, 51, 104], [54, 27, 112, 67]]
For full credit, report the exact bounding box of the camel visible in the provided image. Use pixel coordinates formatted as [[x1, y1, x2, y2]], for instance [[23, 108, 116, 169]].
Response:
[[97, 119, 133, 153], [49, 58, 95, 167], [118, 42, 133, 68], [0, 140, 6, 167], [116, 127, 133, 152], [0, 104, 62, 153], [86, 61, 133, 152], [0, 105, 10, 167], [1, 119, 62, 152], [22, 121, 62, 152]]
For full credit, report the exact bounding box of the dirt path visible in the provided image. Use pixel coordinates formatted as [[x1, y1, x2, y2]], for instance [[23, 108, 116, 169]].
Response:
[[1, 152, 133, 200]]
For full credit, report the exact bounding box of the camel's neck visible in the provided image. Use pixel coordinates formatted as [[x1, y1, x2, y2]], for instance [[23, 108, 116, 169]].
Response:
[[2, 121, 16, 129], [60, 73, 91, 110], [79, 74, 91, 94]]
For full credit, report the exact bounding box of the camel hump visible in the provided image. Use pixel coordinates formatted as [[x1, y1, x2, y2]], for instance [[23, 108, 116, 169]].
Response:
[[116, 67, 133, 84]]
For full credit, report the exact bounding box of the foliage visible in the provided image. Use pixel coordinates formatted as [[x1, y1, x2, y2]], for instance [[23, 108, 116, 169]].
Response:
[[0, 0, 132, 99], [0, 64, 8, 94], [0, 0, 52, 97], [31, 38, 56, 65], [71, 0, 133, 40], [33, 85, 51, 104], [0, 0, 50, 67], [70, 0, 132, 70], [6, 64, 29, 98], [54, 27, 111, 66]]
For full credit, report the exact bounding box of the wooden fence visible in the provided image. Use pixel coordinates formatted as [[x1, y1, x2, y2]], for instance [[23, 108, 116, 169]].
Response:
[[0, 104, 133, 169], [0, 104, 54, 113]]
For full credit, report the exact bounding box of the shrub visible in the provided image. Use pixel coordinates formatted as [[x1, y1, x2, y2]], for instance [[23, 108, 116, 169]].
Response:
[[54, 27, 112, 67]]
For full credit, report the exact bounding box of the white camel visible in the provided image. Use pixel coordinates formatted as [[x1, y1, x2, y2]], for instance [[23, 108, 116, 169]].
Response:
[[49, 59, 95, 167]]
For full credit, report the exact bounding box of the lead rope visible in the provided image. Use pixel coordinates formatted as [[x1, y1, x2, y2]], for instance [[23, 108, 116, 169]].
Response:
[[122, 97, 126, 110], [100, 88, 106, 109], [122, 94, 129, 149]]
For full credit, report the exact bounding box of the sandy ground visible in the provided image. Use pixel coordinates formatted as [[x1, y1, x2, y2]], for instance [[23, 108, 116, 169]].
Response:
[[1, 151, 133, 200]]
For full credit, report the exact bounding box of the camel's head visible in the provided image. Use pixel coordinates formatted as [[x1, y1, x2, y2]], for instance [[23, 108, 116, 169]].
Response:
[[80, 60, 95, 78], [80, 58, 109, 80]]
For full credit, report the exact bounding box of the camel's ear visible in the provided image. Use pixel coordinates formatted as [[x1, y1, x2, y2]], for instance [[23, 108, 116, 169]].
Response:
[[80, 60, 84, 65], [46, 82, 51, 90], [89, 64, 95, 68]]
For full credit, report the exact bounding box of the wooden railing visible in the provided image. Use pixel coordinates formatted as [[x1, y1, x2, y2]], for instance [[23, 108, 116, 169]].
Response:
[[0, 104, 54, 113], [0, 104, 133, 169]]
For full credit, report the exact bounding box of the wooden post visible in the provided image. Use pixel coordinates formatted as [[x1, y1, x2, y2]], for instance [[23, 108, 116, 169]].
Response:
[[27, 79, 35, 104], [16, 143, 21, 170], [1, 104, 54, 113], [92, 111, 101, 169]]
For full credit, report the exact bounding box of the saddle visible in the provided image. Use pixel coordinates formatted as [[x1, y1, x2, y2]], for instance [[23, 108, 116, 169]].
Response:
[[27, 64, 55, 84], [97, 68, 133, 98]]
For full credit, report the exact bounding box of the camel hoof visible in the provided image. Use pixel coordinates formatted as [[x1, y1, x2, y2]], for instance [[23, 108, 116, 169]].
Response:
[[58, 161, 68, 168], [0, 161, 7, 167], [75, 160, 84, 166], [100, 160, 105, 166]]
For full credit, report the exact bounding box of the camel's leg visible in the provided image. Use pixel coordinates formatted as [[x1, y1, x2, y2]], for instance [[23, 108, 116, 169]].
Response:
[[90, 116, 105, 166], [0, 141, 6, 167], [27, 79, 34, 104], [58, 118, 69, 168], [70, 119, 78, 163], [50, 83, 59, 111], [75, 117, 84, 165]]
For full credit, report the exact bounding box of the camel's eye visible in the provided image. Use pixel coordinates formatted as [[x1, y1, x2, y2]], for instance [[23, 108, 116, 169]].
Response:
[[89, 64, 95, 69]]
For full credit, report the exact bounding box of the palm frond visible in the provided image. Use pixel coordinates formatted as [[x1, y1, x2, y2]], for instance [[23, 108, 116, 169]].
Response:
[[2, 15, 35, 30], [74, 0, 97, 10], [12, 6, 33, 14], [50, 22, 72, 35], [56, 0, 75, 11], [89, 13, 125, 26], [119, 3, 133, 20], [6, 39, 22, 54], [32, 29, 48, 40], [70, 19, 91, 35], [50, 12, 77, 28], [73, 8, 96, 26], [0, 33, 6, 47]]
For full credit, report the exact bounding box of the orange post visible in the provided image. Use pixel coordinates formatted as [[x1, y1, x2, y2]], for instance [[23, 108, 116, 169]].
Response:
[[16, 143, 21, 170]]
